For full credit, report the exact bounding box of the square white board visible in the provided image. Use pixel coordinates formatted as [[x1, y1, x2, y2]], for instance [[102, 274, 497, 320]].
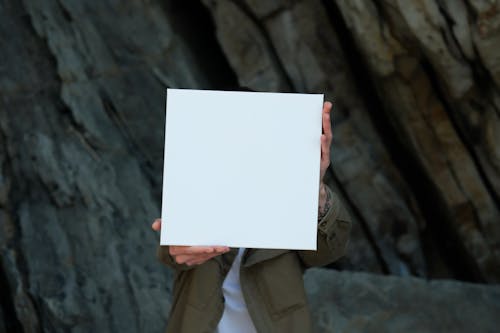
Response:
[[161, 89, 324, 250]]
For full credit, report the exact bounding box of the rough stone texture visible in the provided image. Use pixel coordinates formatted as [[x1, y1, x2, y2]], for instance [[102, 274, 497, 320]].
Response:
[[305, 268, 500, 333], [1, 0, 499, 332], [334, 0, 500, 282], [470, 0, 500, 88], [202, 0, 432, 277], [0, 0, 222, 332]]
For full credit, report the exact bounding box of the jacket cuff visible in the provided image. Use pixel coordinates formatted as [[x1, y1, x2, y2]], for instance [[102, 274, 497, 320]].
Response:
[[317, 187, 346, 236]]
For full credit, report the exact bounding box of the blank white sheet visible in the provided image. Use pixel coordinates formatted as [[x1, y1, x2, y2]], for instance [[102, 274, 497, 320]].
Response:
[[161, 89, 324, 250]]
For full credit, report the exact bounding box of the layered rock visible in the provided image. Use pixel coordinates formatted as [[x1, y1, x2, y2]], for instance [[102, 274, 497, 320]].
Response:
[[1, 0, 499, 332], [202, 0, 431, 277], [0, 0, 220, 331], [334, 0, 500, 282]]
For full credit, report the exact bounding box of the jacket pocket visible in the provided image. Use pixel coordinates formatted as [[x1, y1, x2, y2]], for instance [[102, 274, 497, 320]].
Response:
[[255, 252, 307, 318]]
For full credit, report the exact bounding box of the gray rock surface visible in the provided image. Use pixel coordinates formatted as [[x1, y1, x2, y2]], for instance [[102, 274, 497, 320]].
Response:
[[0, 0, 214, 332], [1, 0, 499, 332], [305, 268, 500, 333]]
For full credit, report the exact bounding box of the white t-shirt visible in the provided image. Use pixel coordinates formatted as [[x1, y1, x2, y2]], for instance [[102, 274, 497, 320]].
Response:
[[215, 248, 257, 333]]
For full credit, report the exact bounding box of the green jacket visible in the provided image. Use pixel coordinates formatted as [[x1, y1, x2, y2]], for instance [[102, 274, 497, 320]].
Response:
[[158, 190, 351, 333]]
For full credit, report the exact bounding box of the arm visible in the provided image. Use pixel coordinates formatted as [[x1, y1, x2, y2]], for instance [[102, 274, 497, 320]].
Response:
[[298, 184, 351, 268], [297, 101, 351, 267]]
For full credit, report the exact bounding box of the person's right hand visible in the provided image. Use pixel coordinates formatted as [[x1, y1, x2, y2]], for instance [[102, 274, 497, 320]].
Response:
[[152, 218, 230, 266]]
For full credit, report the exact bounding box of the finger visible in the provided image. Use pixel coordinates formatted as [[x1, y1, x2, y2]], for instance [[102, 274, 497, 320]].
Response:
[[186, 250, 229, 260], [175, 254, 212, 264], [174, 254, 193, 265], [151, 219, 161, 231], [321, 134, 330, 163], [186, 253, 221, 266], [213, 246, 231, 253], [177, 251, 224, 265], [186, 258, 209, 266], [186, 254, 215, 266], [322, 101, 332, 141], [170, 245, 229, 256], [170, 246, 202, 256]]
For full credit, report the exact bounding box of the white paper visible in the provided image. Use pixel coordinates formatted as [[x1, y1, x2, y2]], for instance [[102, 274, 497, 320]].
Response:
[[161, 89, 324, 250]]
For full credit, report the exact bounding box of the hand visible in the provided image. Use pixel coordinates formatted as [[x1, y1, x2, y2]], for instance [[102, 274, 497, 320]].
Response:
[[318, 102, 333, 215], [152, 219, 230, 266], [320, 101, 333, 183]]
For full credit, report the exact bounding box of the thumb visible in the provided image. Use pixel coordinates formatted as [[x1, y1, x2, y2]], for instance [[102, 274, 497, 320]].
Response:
[[151, 218, 162, 231]]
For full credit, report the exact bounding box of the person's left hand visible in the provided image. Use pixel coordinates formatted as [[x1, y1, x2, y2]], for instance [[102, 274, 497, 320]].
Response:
[[318, 101, 333, 213], [152, 219, 229, 266], [320, 101, 333, 183]]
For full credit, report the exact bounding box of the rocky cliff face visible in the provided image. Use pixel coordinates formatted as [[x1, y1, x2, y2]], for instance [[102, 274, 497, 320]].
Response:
[[0, 0, 499, 332], [200, 0, 500, 282]]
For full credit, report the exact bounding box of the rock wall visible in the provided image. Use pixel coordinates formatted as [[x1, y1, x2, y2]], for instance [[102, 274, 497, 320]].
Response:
[[0, 1, 221, 332], [200, 0, 500, 281], [1, 0, 499, 332], [305, 268, 500, 333]]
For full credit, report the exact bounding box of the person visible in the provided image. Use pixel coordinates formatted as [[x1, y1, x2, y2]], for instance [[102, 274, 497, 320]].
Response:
[[152, 101, 351, 333]]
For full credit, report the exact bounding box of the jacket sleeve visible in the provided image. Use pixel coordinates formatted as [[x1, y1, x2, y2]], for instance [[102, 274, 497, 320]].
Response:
[[297, 186, 352, 268], [157, 246, 196, 271]]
